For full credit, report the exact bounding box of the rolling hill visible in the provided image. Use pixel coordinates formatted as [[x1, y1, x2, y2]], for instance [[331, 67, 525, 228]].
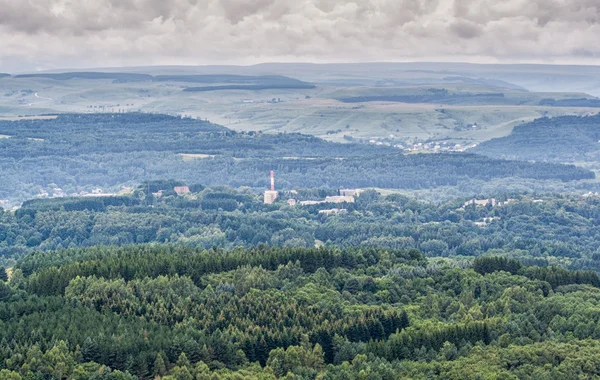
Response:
[[471, 114, 600, 162]]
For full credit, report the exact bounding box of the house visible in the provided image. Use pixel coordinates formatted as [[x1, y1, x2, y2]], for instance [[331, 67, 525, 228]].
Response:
[[174, 186, 191, 195], [497, 199, 517, 206], [339, 189, 363, 197], [474, 217, 499, 227], [287, 199, 297, 206], [264, 190, 279, 205], [299, 200, 322, 206], [318, 208, 348, 216], [464, 198, 497, 207], [324, 195, 355, 204]]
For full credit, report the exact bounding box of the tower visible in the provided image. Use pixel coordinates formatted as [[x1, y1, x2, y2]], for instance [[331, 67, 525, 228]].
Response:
[[264, 170, 279, 204], [270, 170, 275, 191]]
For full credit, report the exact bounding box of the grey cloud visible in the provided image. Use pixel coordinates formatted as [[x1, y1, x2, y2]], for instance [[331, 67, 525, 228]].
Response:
[[450, 20, 484, 39], [0, 0, 599, 71]]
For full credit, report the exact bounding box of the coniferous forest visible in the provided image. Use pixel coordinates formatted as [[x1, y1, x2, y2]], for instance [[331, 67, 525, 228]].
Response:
[[3, 245, 600, 379]]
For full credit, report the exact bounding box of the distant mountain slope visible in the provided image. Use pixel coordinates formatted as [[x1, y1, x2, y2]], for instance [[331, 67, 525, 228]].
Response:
[[328, 86, 599, 107], [471, 114, 600, 162], [12, 72, 314, 88], [14, 72, 152, 82], [153, 74, 309, 85]]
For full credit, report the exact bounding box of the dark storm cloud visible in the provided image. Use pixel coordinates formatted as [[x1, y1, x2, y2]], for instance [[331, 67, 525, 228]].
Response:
[[0, 0, 599, 71]]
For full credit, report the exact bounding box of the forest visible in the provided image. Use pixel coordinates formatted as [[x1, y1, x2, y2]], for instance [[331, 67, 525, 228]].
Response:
[[3, 185, 600, 274], [472, 114, 600, 162], [0, 113, 593, 205], [338, 91, 509, 105], [2, 246, 600, 379]]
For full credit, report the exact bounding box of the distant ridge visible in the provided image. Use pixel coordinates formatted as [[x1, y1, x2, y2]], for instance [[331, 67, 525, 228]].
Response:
[[13, 62, 600, 95], [12, 72, 315, 89], [15, 72, 152, 82]]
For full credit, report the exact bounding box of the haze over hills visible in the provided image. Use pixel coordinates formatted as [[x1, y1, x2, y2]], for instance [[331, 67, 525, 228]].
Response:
[[2, 62, 600, 147], [22, 62, 600, 95]]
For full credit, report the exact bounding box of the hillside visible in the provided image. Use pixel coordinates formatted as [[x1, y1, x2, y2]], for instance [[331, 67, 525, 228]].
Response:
[[326, 85, 600, 107], [471, 114, 600, 162], [0, 113, 593, 205]]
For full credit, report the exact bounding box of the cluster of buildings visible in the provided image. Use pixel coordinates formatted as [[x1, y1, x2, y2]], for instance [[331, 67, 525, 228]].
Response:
[[298, 195, 356, 206], [473, 217, 500, 227], [174, 186, 191, 195], [463, 197, 545, 208], [368, 138, 477, 153], [463, 198, 517, 208], [263, 171, 359, 216], [402, 141, 477, 153], [318, 208, 348, 215]]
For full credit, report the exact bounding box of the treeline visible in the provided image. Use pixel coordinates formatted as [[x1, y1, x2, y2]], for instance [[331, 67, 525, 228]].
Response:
[[153, 74, 307, 84], [474, 256, 600, 289], [183, 83, 316, 92], [539, 98, 600, 107], [338, 93, 508, 105], [10, 72, 315, 88], [13, 72, 153, 82], [23, 246, 425, 295]]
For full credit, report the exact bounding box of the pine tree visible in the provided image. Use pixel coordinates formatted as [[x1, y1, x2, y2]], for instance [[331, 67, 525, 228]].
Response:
[[176, 352, 191, 368], [0, 267, 7, 282], [153, 353, 167, 377], [81, 337, 100, 363]]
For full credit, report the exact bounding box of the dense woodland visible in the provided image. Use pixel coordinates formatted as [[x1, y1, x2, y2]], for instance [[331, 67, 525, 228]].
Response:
[[0, 113, 593, 204], [472, 114, 600, 162], [2, 246, 600, 379], [3, 185, 600, 273]]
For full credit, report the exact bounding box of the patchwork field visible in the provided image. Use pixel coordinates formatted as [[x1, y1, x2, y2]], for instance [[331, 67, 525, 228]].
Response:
[[1, 64, 600, 146]]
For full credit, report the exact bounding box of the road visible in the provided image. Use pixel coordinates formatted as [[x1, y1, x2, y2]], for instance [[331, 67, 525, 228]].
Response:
[[34, 92, 54, 101]]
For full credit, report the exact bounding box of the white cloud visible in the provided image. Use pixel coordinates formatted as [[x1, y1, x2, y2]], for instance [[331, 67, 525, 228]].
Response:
[[0, 0, 599, 71]]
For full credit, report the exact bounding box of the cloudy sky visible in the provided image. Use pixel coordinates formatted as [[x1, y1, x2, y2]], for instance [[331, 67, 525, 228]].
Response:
[[1, 0, 599, 72]]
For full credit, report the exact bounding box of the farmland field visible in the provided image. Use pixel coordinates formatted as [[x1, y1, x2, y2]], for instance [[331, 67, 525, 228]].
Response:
[[2, 64, 600, 146]]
